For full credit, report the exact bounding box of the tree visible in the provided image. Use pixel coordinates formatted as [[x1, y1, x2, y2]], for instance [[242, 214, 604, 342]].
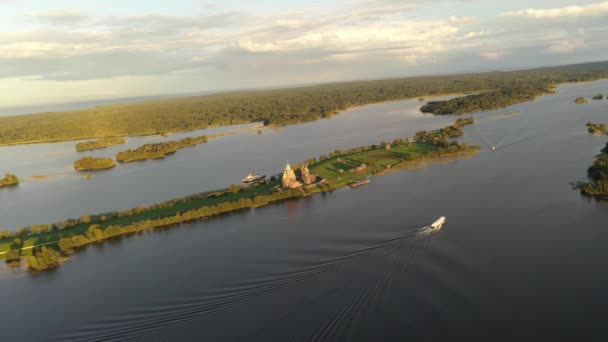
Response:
[[228, 184, 242, 194], [86, 224, 104, 241], [58, 238, 74, 252]]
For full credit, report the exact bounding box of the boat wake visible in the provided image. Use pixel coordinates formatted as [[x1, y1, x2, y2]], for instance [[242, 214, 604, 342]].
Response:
[[50, 221, 446, 342]]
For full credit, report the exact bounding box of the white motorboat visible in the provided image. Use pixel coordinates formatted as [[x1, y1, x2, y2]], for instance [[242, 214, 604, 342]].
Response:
[[430, 216, 446, 230]]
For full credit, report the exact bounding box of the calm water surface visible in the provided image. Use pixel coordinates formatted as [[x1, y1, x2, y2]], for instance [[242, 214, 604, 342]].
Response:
[[1, 81, 608, 341]]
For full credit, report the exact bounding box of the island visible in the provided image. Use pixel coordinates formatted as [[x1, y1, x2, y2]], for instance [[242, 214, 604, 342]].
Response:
[[420, 86, 547, 115], [115, 135, 208, 162], [0, 120, 479, 271], [75, 137, 126, 151], [587, 122, 607, 135], [580, 142, 608, 199], [74, 157, 117, 171], [2, 60, 608, 146], [0, 173, 19, 188], [592, 94, 604, 100], [574, 97, 588, 104]]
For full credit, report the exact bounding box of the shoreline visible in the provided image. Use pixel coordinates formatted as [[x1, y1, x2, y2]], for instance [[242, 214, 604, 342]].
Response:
[[0, 76, 604, 149], [0, 92, 492, 148]]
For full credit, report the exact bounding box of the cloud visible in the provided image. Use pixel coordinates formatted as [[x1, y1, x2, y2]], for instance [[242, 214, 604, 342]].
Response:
[[480, 51, 506, 60], [31, 9, 89, 25], [501, 2, 608, 19], [1, 0, 608, 88], [545, 40, 588, 54]]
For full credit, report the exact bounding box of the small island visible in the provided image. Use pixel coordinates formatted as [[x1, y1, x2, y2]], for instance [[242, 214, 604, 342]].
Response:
[[75, 137, 126, 151], [587, 122, 607, 135], [74, 157, 117, 171], [420, 87, 547, 115], [592, 94, 604, 100], [574, 97, 588, 104], [1, 120, 479, 272], [580, 142, 608, 199], [115, 135, 208, 163], [0, 173, 19, 188]]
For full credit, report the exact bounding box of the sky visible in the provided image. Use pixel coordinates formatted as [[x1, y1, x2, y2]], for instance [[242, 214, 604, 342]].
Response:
[[1, 0, 608, 107]]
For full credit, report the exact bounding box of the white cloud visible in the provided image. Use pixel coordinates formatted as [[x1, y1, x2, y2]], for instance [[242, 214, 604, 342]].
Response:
[[480, 51, 507, 60], [545, 40, 587, 54], [31, 9, 89, 25], [501, 2, 608, 18]]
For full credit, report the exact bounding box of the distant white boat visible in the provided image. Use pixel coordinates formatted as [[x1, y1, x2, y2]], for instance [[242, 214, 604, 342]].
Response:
[[430, 216, 446, 230], [242, 173, 265, 183], [491, 146, 496, 151]]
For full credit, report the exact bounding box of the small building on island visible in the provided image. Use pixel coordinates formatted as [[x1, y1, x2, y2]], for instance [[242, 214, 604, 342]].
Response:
[[282, 163, 303, 189], [281, 162, 317, 189], [301, 163, 316, 185]]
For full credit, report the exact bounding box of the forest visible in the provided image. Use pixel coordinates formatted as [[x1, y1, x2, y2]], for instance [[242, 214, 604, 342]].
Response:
[[115, 135, 208, 162], [74, 157, 117, 171], [2, 60, 608, 145], [581, 143, 608, 198], [420, 86, 547, 115], [0, 173, 19, 188], [75, 137, 126, 151]]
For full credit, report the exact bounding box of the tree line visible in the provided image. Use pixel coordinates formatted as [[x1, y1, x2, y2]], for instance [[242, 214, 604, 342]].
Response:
[[115, 135, 208, 162], [421, 86, 548, 115], [3, 61, 608, 145], [75, 137, 126, 151]]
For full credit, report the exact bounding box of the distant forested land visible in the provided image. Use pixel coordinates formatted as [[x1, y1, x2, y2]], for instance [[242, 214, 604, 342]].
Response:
[[75, 137, 126, 151], [0, 173, 19, 188], [2, 60, 608, 145], [420, 86, 547, 115], [115, 135, 208, 162], [581, 143, 608, 198]]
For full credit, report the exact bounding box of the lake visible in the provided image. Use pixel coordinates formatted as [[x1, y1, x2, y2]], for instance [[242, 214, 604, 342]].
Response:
[[1, 81, 608, 341]]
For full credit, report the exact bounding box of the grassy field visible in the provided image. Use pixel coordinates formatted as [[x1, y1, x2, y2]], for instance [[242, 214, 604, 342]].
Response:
[[310, 143, 437, 187]]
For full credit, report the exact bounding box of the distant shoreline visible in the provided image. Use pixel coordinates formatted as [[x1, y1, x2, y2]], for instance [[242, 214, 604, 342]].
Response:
[[3, 60, 608, 147]]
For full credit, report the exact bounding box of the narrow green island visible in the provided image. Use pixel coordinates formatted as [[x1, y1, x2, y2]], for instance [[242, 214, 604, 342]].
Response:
[[592, 94, 604, 100], [75, 137, 126, 151], [580, 142, 608, 199], [74, 157, 117, 171], [0, 173, 19, 188], [0, 120, 478, 271], [115, 135, 208, 162], [587, 122, 608, 135], [574, 97, 588, 104]]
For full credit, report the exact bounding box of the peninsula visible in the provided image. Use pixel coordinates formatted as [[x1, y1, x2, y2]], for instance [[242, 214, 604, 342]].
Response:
[[115, 135, 208, 162], [0, 173, 19, 188], [2, 61, 608, 146], [74, 157, 117, 171], [1, 120, 478, 271], [581, 142, 608, 199], [75, 137, 126, 151]]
